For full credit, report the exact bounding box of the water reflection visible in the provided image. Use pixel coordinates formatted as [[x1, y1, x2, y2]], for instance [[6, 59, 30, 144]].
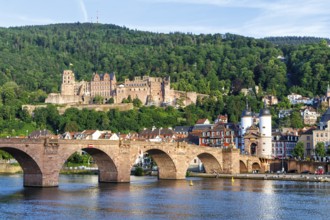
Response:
[[1, 174, 330, 219]]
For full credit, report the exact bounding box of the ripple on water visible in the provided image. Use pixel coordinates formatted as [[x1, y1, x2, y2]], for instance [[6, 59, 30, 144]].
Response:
[[1, 175, 330, 220]]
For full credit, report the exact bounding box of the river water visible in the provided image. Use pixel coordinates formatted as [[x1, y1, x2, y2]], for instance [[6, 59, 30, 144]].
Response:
[[0, 174, 329, 220]]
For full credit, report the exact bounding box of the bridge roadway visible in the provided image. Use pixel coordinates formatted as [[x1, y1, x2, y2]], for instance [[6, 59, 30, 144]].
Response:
[[0, 138, 263, 187]]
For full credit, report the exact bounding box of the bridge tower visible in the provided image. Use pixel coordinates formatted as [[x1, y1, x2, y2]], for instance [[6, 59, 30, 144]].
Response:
[[258, 102, 272, 158], [240, 100, 252, 152]]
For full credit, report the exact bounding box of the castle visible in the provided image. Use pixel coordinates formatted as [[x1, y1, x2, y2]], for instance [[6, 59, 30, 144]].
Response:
[[45, 70, 205, 106]]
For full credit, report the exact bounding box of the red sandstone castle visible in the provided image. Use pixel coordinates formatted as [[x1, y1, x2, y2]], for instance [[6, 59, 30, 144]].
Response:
[[46, 70, 205, 106]]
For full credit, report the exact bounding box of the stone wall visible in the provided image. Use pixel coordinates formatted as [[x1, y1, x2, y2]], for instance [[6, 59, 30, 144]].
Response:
[[287, 160, 328, 173], [45, 94, 84, 104]]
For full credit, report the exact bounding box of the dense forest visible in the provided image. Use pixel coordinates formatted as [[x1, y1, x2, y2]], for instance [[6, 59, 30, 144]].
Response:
[[0, 23, 329, 136], [264, 36, 329, 46]]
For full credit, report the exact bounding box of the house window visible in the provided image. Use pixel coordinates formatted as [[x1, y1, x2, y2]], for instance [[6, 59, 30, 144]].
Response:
[[307, 136, 310, 140]]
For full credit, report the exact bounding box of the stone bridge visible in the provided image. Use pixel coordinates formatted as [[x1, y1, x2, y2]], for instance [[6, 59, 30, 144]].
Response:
[[0, 138, 266, 187]]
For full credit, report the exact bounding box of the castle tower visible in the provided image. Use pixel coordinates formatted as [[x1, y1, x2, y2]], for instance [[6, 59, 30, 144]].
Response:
[[61, 70, 76, 96], [258, 102, 272, 158], [240, 101, 253, 151]]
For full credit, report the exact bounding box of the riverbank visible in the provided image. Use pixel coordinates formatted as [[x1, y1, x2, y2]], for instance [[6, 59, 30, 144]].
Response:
[[190, 172, 330, 183], [0, 163, 22, 174]]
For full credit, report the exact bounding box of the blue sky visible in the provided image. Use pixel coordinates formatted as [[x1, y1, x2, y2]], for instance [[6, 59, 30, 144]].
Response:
[[0, 0, 329, 38]]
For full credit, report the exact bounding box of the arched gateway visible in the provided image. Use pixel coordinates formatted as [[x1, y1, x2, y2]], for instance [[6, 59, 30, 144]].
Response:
[[0, 138, 255, 187]]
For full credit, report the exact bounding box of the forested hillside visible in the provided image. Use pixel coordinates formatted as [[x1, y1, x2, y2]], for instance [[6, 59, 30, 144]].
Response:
[[0, 23, 329, 136], [0, 23, 288, 96], [264, 36, 329, 46]]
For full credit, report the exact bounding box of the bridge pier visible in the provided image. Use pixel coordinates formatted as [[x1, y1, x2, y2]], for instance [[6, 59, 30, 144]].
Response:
[[24, 173, 59, 187], [222, 148, 240, 174], [158, 168, 186, 180], [98, 169, 130, 183]]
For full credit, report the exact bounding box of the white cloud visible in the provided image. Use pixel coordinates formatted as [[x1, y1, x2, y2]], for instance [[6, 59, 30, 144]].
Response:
[[142, 0, 330, 37], [240, 0, 330, 37], [78, 0, 88, 22]]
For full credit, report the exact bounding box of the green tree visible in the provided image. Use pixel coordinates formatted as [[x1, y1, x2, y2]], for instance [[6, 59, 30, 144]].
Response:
[[290, 111, 304, 128], [64, 121, 79, 132], [107, 97, 114, 104], [0, 150, 13, 160], [94, 95, 104, 104], [292, 142, 304, 159], [133, 98, 142, 107], [315, 142, 326, 157]]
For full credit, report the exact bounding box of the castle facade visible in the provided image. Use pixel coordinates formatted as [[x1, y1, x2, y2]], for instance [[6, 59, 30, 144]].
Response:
[[46, 70, 204, 106]]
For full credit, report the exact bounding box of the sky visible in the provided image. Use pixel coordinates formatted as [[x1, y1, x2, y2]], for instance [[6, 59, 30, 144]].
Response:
[[0, 0, 329, 38]]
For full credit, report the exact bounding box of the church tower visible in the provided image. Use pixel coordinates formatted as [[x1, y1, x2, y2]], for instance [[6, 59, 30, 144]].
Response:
[[61, 70, 76, 96], [258, 102, 272, 158]]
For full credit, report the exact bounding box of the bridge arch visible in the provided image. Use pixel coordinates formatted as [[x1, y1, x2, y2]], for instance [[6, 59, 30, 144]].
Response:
[[0, 147, 42, 187], [240, 160, 248, 173], [142, 149, 178, 179], [185, 152, 222, 175], [252, 162, 261, 172], [59, 147, 120, 183]]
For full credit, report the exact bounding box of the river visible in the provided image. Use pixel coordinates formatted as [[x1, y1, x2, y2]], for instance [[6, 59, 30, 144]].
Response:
[[0, 174, 329, 220]]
